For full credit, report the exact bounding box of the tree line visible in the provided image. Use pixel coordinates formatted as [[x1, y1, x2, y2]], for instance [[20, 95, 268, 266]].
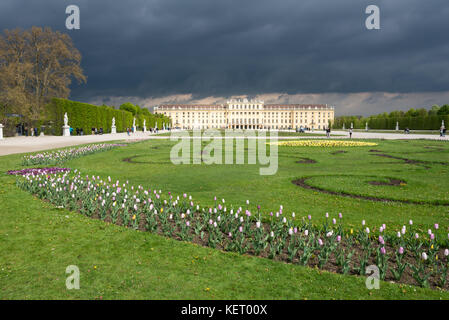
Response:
[[333, 105, 449, 130]]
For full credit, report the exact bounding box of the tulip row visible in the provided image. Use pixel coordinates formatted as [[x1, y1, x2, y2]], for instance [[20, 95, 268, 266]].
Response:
[[7, 167, 71, 176], [15, 170, 449, 289], [21, 144, 126, 166], [269, 140, 378, 147]]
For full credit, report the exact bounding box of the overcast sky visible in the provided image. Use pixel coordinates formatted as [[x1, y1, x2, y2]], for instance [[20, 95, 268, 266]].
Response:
[[2, 0, 449, 115]]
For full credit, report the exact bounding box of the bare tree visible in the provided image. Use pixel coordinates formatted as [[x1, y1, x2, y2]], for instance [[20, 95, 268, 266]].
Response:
[[0, 27, 86, 123]]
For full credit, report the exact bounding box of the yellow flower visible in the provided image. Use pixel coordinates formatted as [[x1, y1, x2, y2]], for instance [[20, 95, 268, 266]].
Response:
[[350, 229, 353, 234], [160, 208, 163, 213], [436, 255, 439, 261], [132, 215, 136, 220], [268, 140, 377, 147], [431, 244, 434, 249]]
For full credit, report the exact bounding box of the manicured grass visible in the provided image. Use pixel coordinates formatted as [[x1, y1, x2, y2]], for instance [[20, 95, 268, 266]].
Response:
[[1, 138, 449, 299]]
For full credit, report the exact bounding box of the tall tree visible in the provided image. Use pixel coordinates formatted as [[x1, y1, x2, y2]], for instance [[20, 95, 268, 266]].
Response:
[[0, 27, 86, 122]]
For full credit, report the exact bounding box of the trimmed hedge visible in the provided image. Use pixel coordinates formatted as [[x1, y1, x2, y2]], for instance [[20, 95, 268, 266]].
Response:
[[46, 98, 170, 135], [333, 115, 449, 130]]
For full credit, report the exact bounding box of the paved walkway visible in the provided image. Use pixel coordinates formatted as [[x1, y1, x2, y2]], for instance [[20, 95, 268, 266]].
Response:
[[0, 130, 447, 156], [0, 132, 154, 156]]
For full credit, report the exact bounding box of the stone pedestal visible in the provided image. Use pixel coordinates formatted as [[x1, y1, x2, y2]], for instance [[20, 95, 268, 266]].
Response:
[[40, 132, 45, 137], [0, 123, 3, 140], [143, 125, 147, 133], [111, 126, 117, 134], [132, 126, 136, 133], [62, 125, 70, 137]]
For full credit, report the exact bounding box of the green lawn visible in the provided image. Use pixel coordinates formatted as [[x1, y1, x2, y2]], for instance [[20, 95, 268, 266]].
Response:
[[1, 138, 449, 299]]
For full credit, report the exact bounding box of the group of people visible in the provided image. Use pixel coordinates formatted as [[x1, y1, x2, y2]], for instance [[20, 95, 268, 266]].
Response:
[[90, 127, 104, 135], [15, 124, 39, 136], [126, 127, 162, 136]]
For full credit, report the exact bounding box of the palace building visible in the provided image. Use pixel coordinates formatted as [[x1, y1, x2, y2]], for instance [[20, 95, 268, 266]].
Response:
[[154, 98, 335, 130]]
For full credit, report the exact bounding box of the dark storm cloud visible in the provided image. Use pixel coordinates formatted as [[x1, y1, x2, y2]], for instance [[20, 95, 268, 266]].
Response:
[[1, 0, 449, 102]]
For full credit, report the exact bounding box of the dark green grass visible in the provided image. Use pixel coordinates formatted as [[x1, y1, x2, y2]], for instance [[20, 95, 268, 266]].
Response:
[[1, 138, 449, 299]]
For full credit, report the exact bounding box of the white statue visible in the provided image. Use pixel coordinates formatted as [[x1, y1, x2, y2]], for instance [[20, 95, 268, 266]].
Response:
[[133, 117, 136, 127], [112, 117, 115, 127], [62, 112, 70, 136], [143, 119, 146, 127]]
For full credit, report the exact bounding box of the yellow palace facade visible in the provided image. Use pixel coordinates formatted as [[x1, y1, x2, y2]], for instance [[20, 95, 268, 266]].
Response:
[[154, 98, 335, 130]]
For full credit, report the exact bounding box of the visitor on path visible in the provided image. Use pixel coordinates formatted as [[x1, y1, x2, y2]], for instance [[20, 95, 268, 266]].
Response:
[[349, 128, 353, 139], [440, 125, 445, 137], [127, 127, 130, 136], [34, 127, 38, 137], [70, 127, 74, 135]]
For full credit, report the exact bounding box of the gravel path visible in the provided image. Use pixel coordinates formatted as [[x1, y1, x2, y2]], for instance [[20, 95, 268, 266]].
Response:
[[0, 130, 447, 156]]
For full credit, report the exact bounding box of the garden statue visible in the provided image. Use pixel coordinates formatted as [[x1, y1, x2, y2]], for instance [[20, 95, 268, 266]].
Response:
[[111, 117, 117, 134], [62, 113, 70, 137]]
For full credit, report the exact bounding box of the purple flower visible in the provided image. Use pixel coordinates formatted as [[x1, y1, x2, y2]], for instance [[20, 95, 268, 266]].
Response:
[[398, 247, 404, 255], [380, 247, 386, 255]]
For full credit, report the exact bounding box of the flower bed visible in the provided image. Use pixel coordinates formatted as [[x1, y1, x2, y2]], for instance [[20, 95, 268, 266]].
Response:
[[22, 144, 124, 166], [269, 140, 378, 147], [7, 167, 71, 176], [15, 170, 449, 290]]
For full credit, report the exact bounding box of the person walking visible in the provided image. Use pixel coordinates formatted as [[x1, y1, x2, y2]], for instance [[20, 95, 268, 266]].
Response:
[[349, 128, 353, 139], [440, 125, 445, 137]]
